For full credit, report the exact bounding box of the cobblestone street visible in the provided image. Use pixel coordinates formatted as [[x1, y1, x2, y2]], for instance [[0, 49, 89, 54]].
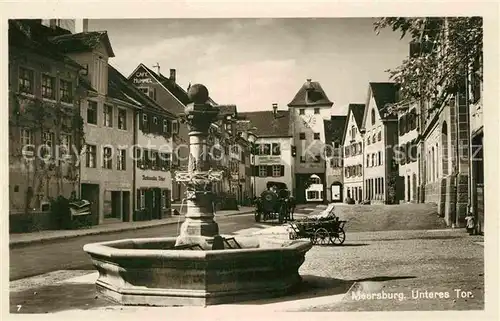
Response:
[[9, 227, 484, 313], [294, 229, 484, 311]]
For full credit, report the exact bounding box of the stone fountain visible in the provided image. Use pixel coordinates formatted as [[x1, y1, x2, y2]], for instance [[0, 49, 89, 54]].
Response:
[[83, 84, 312, 306]]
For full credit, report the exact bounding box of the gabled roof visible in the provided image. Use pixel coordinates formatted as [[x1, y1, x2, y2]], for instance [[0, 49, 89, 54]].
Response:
[[349, 103, 366, 129], [50, 31, 115, 57], [288, 80, 334, 107], [239, 110, 291, 138], [324, 115, 347, 146], [8, 20, 83, 69], [137, 63, 192, 105], [361, 82, 399, 129], [107, 64, 176, 117], [342, 104, 365, 145]]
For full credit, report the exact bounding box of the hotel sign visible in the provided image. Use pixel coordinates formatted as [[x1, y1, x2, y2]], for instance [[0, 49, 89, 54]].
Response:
[[132, 71, 154, 85], [257, 156, 281, 164], [142, 175, 166, 181]]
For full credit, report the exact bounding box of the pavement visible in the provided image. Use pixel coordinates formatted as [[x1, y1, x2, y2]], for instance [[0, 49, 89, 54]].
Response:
[[9, 225, 485, 314], [9, 206, 254, 248]]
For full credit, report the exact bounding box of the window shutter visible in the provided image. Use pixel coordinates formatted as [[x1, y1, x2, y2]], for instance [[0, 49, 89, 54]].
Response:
[[266, 166, 272, 177], [280, 165, 285, 177], [139, 112, 143, 131]]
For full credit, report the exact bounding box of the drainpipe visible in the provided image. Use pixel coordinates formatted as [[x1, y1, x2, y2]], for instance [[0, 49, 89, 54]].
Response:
[[465, 63, 474, 221]]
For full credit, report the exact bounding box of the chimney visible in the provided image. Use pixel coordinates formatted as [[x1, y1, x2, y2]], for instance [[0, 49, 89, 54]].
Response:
[[170, 69, 176, 83], [272, 103, 278, 117]]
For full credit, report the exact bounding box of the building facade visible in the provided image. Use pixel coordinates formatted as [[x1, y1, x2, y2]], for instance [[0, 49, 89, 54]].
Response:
[[135, 91, 177, 221], [8, 20, 84, 221], [127, 64, 185, 202], [396, 102, 419, 203], [288, 79, 334, 203], [240, 108, 294, 197], [342, 104, 365, 203], [323, 115, 347, 203], [361, 82, 401, 204]]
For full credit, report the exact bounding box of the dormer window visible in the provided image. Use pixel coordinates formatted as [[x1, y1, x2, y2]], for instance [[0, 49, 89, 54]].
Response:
[[299, 109, 305, 115]]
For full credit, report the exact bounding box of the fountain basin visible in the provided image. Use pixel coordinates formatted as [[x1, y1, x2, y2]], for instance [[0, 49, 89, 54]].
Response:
[[83, 236, 312, 306]]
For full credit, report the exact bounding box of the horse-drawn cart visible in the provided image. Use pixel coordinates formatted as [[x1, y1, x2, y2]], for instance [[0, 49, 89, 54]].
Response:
[[287, 204, 346, 245]]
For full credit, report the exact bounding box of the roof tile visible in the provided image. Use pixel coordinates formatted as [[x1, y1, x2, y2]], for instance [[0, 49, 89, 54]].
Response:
[[288, 80, 333, 107], [239, 110, 291, 137]]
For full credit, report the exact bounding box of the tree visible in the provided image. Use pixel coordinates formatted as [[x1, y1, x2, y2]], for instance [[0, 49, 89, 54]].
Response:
[[374, 17, 483, 113]]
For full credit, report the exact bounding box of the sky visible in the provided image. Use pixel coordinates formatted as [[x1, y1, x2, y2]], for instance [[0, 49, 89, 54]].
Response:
[[89, 18, 410, 115]]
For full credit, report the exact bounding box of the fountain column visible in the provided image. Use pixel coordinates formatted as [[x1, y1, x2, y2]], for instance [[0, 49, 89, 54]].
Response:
[[175, 84, 220, 249]]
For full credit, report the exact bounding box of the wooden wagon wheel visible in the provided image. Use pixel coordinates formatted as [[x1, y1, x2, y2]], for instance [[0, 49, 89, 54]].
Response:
[[314, 228, 330, 245], [330, 227, 346, 245]]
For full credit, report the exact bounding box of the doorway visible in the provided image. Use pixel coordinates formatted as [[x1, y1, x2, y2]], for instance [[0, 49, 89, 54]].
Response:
[[81, 183, 99, 225]]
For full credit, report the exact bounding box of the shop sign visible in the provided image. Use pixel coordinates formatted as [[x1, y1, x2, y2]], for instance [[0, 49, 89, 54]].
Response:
[[142, 175, 166, 181], [257, 155, 281, 164], [132, 71, 154, 85]]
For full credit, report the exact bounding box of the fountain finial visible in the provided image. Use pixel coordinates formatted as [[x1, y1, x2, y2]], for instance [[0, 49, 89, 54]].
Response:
[[188, 84, 209, 104]]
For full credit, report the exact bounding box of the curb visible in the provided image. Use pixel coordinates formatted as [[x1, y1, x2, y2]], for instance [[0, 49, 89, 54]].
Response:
[[9, 210, 254, 248]]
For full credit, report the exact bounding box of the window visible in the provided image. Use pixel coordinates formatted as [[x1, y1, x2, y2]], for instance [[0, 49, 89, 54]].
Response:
[[41, 74, 55, 99], [367, 136, 371, 145], [139, 87, 149, 95], [153, 116, 158, 125], [149, 87, 157, 101], [378, 131, 382, 141], [371, 109, 376, 125], [117, 149, 126, 170], [140, 189, 146, 208], [160, 153, 171, 170], [314, 108, 320, 114], [41, 131, 54, 158], [271, 143, 281, 155], [118, 109, 127, 130], [161, 190, 167, 209], [314, 133, 320, 140], [102, 146, 112, 169], [19, 67, 34, 94], [352, 144, 357, 155], [163, 119, 171, 133], [104, 105, 113, 127], [149, 151, 159, 169], [20, 128, 34, 146], [378, 151, 382, 165], [272, 165, 282, 177], [299, 109, 305, 115], [258, 165, 267, 177], [351, 126, 356, 140], [60, 79, 73, 103], [299, 132, 306, 140], [344, 146, 350, 157], [358, 142, 363, 154], [313, 155, 321, 163], [142, 113, 148, 130], [87, 101, 98, 125], [366, 155, 370, 167], [60, 134, 72, 156], [172, 120, 179, 134], [86, 145, 97, 168], [371, 154, 375, 167], [258, 144, 271, 156]]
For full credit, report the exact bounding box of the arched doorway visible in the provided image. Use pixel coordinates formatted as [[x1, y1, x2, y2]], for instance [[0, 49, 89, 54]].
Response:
[[305, 174, 323, 202], [441, 122, 449, 176], [330, 182, 343, 202]]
